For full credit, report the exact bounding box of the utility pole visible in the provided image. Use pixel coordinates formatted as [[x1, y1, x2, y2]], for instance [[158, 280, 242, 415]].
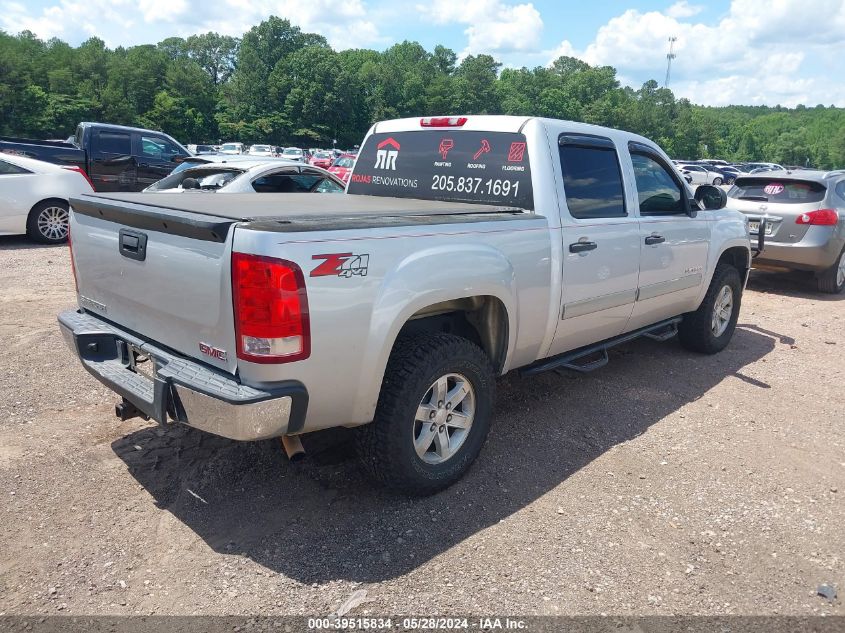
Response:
[[664, 36, 677, 88]]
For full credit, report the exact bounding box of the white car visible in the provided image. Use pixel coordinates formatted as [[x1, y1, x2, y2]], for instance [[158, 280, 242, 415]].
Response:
[[219, 142, 244, 155], [0, 153, 94, 243], [248, 144, 275, 157], [280, 147, 306, 162], [679, 164, 726, 186], [143, 158, 345, 194]]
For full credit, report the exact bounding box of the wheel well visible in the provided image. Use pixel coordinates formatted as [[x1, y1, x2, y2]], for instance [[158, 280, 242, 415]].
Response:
[[397, 296, 509, 373], [717, 246, 750, 279], [28, 197, 69, 218]]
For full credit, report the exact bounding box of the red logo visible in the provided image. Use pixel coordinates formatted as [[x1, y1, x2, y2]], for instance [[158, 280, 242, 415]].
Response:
[[199, 342, 227, 361], [507, 142, 526, 162], [311, 253, 370, 278], [472, 139, 491, 161], [438, 138, 454, 160]]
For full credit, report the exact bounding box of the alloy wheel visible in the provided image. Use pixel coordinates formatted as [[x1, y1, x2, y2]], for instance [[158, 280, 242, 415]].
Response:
[[413, 373, 475, 465], [711, 285, 733, 337], [37, 206, 69, 241]]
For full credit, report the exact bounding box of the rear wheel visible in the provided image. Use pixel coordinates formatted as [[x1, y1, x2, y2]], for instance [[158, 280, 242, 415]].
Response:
[[356, 333, 494, 495], [817, 247, 845, 294], [679, 264, 742, 354], [27, 200, 69, 244], [712, 177, 723, 186]]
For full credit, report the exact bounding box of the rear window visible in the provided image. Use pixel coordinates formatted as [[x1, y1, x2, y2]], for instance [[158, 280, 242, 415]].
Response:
[[146, 167, 244, 191], [347, 131, 534, 209], [729, 178, 826, 203]]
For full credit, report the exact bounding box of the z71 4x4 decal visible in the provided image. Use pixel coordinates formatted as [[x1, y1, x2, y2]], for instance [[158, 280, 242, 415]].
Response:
[[310, 253, 370, 278]]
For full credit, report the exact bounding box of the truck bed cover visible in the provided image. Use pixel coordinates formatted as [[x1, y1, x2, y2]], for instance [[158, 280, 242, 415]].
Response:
[[69, 192, 532, 241]]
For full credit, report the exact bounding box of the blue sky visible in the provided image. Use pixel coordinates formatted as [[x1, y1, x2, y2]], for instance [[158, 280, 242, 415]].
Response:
[[3, 0, 844, 107]]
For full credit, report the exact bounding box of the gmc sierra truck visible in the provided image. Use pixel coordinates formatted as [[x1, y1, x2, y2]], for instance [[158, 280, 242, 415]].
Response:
[[59, 116, 752, 494]]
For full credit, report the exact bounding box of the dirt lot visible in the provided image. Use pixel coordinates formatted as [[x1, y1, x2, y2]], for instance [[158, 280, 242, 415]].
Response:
[[0, 235, 842, 618]]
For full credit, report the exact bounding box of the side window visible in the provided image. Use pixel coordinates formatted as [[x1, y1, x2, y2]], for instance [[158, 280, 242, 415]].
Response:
[[559, 137, 626, 219], [251, 171, 308, 193], [631, 153, 686, 216], [835, 180, 845, 201], [140, 135, 183, 160], [0, 158, 31, 175], [94, 131, 131, 155]]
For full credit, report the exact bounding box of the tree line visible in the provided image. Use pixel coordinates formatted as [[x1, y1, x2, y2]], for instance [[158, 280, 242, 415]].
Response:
[[2, 16, 844, 168]]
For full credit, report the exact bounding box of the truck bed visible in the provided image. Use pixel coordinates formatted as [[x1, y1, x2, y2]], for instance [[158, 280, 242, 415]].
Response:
[[69, 192, 532, 241]]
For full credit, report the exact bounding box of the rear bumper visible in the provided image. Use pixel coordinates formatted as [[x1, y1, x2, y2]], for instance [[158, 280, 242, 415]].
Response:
[[750, 225, 843, 271], [58, 310, 308, 441]]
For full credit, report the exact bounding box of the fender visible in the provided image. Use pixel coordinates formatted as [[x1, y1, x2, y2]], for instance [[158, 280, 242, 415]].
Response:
[[349, 242, 518, 424], [696, 209, 752, 306]]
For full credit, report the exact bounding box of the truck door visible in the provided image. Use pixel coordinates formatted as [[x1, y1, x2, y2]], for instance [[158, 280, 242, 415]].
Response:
[[133, 133, 188, 191], [89, 129, 134, 192], [548, 133, 641, 356], [625, 143, 711, 331]]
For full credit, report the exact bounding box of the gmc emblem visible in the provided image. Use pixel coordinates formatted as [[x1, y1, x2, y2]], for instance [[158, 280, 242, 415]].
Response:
[[199, 342, 227, 361]]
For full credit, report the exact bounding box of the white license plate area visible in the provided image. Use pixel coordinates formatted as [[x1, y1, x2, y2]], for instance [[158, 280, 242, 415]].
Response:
[[748, 221, 774, 235]]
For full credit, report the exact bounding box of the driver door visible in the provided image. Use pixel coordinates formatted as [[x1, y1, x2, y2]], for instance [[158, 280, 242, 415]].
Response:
[[626, 143, 711, 330]]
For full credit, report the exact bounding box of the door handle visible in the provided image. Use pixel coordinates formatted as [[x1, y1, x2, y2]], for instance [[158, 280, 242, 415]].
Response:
[[569, 241, 598, 253], [645, 234, 666, 245]]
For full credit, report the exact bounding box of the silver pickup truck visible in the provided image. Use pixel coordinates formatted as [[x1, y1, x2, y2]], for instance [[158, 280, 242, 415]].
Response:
[[59, 115, 752, 494]]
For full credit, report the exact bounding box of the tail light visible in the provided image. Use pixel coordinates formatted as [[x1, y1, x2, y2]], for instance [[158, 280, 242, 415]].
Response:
[[62, 165, 95, 191], [795, 209, 839, 226], [68, 221, 79, 292], [420, 116, 467, 127], [232, 253, 310, 363]]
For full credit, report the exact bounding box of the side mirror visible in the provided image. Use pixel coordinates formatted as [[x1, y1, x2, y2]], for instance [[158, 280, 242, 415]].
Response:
[[182, 177, 200, 190], [694, 184, 727, 210]]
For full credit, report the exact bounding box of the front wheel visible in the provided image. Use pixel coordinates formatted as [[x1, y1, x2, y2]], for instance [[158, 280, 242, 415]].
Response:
[[27, 200, 69, 244], [817, 246, 845, 294], [356, 333, 494, 495], [679, 264, 742, 354], [713, 177, 723, 186]]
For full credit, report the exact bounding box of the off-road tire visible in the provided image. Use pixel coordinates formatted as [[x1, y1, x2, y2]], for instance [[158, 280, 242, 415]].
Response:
[[679, 264, 742, 354], [816, 246, 845, 294], [356, 333, 494, 495]]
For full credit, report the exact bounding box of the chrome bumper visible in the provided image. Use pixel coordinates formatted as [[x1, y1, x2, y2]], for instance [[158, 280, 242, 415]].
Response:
[[58, 310, 308, 441]]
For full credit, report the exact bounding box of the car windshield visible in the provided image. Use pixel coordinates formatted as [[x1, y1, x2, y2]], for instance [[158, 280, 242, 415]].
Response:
[[283, 148, 302, 156], [147, 167, 244, 191], [314, 152, 331, 159], [333, 157, 355, 168], [729, 178, 826, 203], [251, 145, 272, 152], [221, 144, 239, 151]]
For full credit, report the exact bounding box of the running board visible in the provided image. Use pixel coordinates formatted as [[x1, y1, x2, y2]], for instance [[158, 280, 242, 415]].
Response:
[[520, 317, 682, 377]]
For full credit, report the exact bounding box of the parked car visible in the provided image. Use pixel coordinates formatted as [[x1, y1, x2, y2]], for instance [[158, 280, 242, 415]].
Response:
[[0, 122, 190, 192], [193, 144, 217, 155], [309, 151, 334, 169], [144, 159, 345, 194], [219, 142, 244, 155], [0, 153, 93, 243], [744, 162, 785, 172], [327, 153, 356, 183], [281, 147, 306, 163], [728, 170, 845, 293], [248, 144, 275, 157], [61, 114, 751, 495], [679, 164, 727, 185]]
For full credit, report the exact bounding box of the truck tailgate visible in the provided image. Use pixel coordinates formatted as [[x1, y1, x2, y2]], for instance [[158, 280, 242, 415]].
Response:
[[69, 195, 239, 374]]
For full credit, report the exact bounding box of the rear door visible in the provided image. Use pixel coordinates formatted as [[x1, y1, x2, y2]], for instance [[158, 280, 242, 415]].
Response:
[[626, 143, 710, 330], [89, 129, 135, 192], [548, 133, 641, 356]]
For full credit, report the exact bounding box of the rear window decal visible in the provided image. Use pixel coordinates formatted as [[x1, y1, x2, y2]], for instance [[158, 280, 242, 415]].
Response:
[[763, 183, 784, 195]]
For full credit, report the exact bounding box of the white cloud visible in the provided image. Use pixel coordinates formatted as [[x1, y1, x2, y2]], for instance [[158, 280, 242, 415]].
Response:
[[0, 0, 383, 49], [545, 0, 845, 106], [416, 0, 543, 55], [666, 1, 703, 19]]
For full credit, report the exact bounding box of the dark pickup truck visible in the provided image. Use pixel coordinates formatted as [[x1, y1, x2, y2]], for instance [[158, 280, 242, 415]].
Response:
[[0, 122, 190, 192]]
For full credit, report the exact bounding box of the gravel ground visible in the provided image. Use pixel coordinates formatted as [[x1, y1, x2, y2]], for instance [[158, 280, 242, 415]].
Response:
[[0, 235, 842, 618]]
